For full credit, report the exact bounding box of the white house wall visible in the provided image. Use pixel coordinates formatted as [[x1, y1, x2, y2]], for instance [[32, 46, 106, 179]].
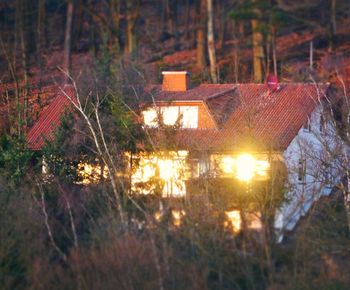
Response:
[[276, 104, 341, 236]]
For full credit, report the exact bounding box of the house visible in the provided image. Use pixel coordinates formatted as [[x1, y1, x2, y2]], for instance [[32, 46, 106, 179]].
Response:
[[134, 71, 333, 234], [24, 71, 336, 236], [25, 85, 106, 183]]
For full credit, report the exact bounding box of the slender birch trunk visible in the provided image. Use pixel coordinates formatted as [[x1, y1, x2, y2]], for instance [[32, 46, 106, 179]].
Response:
[[207, 0, 218, 83]]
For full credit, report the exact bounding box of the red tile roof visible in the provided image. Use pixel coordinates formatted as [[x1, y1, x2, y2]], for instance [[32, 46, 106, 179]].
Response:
[[147, 84, 235, 102], [27, 85, 76, 150], [149, 83, 329, 151], [26, 81, 329, 153]]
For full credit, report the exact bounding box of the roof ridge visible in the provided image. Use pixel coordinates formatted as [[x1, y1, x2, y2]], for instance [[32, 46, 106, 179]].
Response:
[[204, 87, 236, 101]]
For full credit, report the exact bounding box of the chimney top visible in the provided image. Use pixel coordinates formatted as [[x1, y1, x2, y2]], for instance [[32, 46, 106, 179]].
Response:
[[162, 71, 190, 92]]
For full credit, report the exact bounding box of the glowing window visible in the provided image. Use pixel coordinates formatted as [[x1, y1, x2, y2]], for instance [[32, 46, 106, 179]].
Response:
[[217, 154, 270, 181], [180, 106, 198, 128], [162, 106, 179, 125], [142, 106, 198, 128], [143, 108, 158, 127]]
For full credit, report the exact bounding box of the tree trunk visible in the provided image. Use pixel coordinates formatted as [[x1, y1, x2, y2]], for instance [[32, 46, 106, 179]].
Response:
[[37, 0, 45, 77], [331, 0, 337, 34], [18, 0, 29, 130], [251, 0, 264, 83], [110, 0, 121, 50], [329, 0, 337, 51], [251, 18, 264, 83], [184, 0, 191, 40], [309, 40, 314, 70], [272, 26, 277, 76], [196, 0, 206, 69], [217, 0, 226, 50], [64, 1, 74, 77], [170, 0, 179, 51], [207, 0, 218, 83], [73, 0, 84, 51], [125, 0, 139, 56], [232, 20, 239, 83]]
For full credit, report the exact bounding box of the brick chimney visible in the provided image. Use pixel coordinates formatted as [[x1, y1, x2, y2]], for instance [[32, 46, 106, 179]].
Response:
[[162, 71, 190, 91]]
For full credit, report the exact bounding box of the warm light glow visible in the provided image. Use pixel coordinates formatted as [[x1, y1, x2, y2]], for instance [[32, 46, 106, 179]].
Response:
[[143, 108, 158, 127], [255, 160, 270, 177], [131, 151, 188, 197], [172, 210, 186, 227], [221, 156, 235, 173], [77, 163, 108, 184], [162, 106, 179, 125], [248, 212, 262, 230], [159, 159, 174, 180], [235, 154, 256, 181], [225, 210, 262, 233], [217, 154, 270, 181], [142, 106, 198, 128], [179, 106, 198, 128], [225, 210, 241, 233], [154, 209, 186, 226]]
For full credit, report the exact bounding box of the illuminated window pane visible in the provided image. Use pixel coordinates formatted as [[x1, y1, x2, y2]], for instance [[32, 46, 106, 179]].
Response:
[[143, 108, 158, 127], [180, 106, 198, 128], [162, 106, 179, 125]]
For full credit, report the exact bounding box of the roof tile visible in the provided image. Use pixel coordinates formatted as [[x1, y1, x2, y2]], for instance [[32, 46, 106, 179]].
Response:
[[27, 85, 75, 150]]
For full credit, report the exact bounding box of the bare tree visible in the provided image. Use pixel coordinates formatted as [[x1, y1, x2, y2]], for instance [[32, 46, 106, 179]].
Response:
[[63, 0, 74, 76], [59, 81, 126, 225]]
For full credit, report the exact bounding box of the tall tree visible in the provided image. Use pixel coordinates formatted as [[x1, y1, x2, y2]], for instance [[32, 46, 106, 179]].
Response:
[[125, 0, 140, 56], [207, 0, 218, 83], [63, 0, 74, 76], [36, 0, 46, 75], [196, 0, 206, 69], [251, 0, 264, 83]]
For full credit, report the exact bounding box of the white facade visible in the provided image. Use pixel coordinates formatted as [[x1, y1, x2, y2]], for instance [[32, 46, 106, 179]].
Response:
[[275, 104, 342, 237]]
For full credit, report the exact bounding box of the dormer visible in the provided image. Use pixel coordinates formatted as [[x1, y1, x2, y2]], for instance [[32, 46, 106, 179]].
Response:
[[142, 71, 221, 130]]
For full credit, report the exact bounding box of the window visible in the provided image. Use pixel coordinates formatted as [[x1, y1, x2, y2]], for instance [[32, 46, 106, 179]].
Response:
[[298, 158, 306, 183], [179, 106, 198, 128], [143, 108, 158, 127], [143, 106, 198, 128], [162, 106, 179, 125]]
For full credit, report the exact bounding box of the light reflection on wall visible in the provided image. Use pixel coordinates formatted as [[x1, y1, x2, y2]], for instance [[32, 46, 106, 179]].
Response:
[[131, 151, 188, 197], [225, 210, 262, 233], [154, 209, 186, 227]]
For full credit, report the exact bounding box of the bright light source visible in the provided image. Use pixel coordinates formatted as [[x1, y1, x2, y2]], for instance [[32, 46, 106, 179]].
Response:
[[159, 159, 173, 181], [235, 153, 256, 182]]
